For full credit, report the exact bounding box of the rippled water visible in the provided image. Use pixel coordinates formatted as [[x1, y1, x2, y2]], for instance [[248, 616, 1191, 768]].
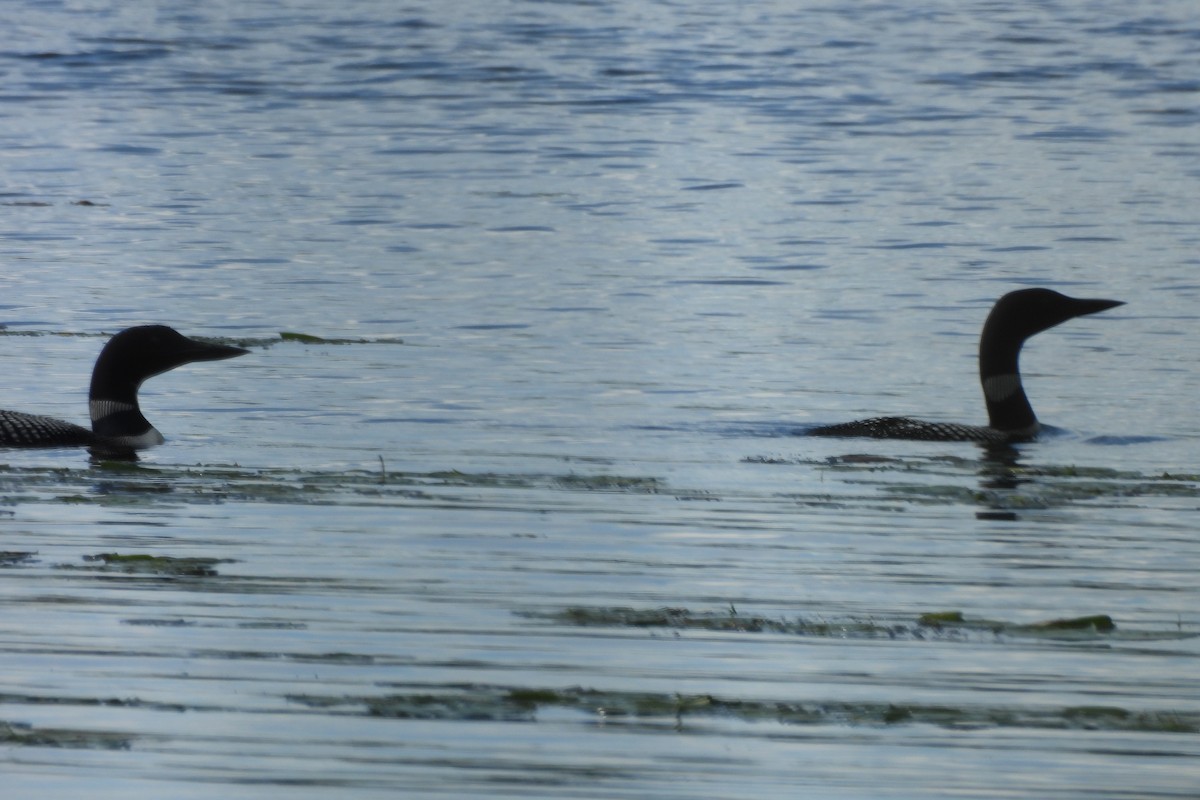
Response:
[[2, 2, 1199, 798]]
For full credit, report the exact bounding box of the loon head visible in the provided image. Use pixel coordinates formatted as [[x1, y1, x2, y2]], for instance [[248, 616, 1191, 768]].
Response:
[[983, 288, 1123, 345], [979, 288, 1123, 435], [88, 325, 249, 451]]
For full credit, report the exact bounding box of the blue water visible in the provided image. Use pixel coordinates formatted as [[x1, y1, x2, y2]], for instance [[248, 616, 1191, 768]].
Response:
[[2, 2, 1199, 798]]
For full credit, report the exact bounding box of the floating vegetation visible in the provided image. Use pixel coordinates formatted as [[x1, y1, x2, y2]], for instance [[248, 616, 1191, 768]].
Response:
[[280, 331, 332, 343], [286, 683, 1200, 734], [745, 452, 1200, 511], [75, 553, 234, 577], [279, 331, 403, 345], [0, 720, 132, 750], [0, 691, 192, 752], [0, 327, 404, 349], [551, 473, 665, 493], [0, 462, 670, 510], [286, 684, 733, 725], [0, 550, 36, 566], [1, 694, 184, 712], [916, 610, 1116, 634], [0, 327, 266, 349], [915, 610, 967, 627], [0, 449, 1195, 518], [523, 606, 1188, 642]]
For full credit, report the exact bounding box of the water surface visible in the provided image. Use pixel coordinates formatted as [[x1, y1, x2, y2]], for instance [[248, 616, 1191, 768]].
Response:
[[1, 2, 1198, 798]]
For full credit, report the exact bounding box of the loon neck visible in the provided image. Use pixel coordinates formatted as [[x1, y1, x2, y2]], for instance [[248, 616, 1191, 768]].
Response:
[[87, 337, 157, 447], [88, 396, 164, 448], [978, 319, 1037, 434], [88, 354, 163, 447]]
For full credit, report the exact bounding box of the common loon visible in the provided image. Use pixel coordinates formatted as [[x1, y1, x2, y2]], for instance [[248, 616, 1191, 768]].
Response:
[[808, 288, 1123, 443], [0, 325, 248, 454]]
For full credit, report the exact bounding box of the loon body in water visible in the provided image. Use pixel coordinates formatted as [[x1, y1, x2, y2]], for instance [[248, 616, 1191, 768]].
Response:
[[0, 325, 248, 454], [808, 288, 1123, 444]]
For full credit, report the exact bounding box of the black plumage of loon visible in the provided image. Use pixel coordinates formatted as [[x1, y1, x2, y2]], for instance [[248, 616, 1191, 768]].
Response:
[[0, 325, 248, 455], [808, 288, 1123, 444]]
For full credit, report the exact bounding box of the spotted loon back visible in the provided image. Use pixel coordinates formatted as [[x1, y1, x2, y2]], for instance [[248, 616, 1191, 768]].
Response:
[[807, 288, 1123, 443], [806, 416, 1012, 444], [0, 325, 248, 453], [0, 410, 94, 447]]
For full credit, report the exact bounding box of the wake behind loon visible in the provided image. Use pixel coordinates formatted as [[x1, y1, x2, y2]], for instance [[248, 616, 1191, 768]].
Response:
[[0, 325, 248, 455], [808, 288, 1123, 444]]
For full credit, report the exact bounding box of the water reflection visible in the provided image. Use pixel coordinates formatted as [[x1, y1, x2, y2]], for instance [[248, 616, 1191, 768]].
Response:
[[976, 443, 1024, 520]]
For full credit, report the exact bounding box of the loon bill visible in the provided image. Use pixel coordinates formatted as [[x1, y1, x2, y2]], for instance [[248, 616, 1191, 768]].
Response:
[[808, 288, 1124, 443], [0, 325, 249, 455]]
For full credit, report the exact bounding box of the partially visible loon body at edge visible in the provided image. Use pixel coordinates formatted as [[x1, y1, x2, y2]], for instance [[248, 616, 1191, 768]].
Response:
[[0, 325, 248, 455], [807, 288, 1124, 444]]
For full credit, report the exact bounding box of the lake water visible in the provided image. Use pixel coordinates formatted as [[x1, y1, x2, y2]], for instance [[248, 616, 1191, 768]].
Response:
[[2, 1, 1199, 797]]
